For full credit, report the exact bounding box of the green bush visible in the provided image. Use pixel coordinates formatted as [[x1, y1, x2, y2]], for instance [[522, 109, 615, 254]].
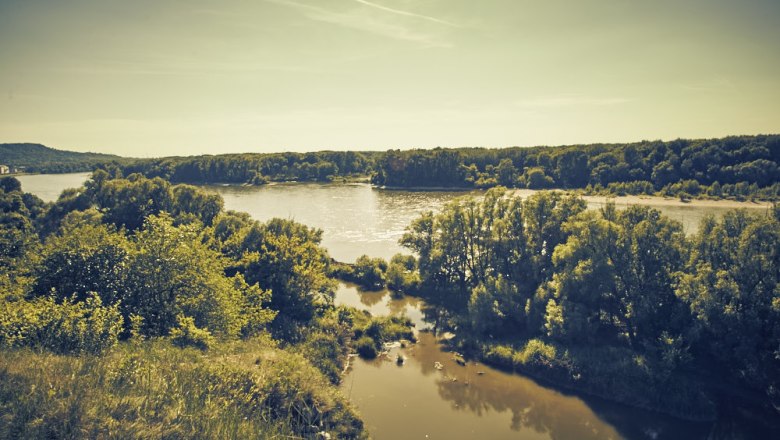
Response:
[[0, 293, 123, 355], [355, 336, 378, 359], [483, 345, 514, 369], [170, 315, 215, 350], [0, 338, 367, 439]]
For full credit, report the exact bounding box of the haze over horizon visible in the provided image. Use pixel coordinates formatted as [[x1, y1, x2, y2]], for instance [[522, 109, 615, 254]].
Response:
[[1, 0, 779, 157]]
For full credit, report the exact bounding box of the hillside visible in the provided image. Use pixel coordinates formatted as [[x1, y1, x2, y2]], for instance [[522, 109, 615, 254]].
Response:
[[0, 143, 122, 173]]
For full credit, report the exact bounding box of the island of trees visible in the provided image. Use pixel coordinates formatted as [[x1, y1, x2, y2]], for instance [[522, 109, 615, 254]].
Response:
[[348, 188, 779, 421]]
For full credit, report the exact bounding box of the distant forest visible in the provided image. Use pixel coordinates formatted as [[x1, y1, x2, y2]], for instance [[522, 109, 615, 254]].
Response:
[[0, 143, 123, 173], [114, 134, 780, 199], [4, 134, 779, 199]]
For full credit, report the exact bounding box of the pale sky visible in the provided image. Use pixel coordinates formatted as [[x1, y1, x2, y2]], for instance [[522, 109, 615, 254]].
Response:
[[1, 0, 779, 157]]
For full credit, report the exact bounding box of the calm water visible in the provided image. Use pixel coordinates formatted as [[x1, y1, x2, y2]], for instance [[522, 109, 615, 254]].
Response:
[[334, 284, 717, 440], [206, 183, 474, 262], [15, 172, 92, 202], [207, 183, 769, 262], [16, 174, 778, 439]]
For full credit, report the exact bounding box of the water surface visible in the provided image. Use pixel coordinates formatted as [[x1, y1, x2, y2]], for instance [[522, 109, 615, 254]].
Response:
[[15, 172, 92, 202], [335, 285, 711, 440]]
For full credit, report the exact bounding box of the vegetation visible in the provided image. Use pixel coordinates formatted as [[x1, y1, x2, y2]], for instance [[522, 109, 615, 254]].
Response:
[[0, 143, 122, 173], [6, 134, 778, 200], [401, 188, 779, 419], [113, 150, 380, 184], [0, 173, 419, 438], [373, 135, 780, 200]]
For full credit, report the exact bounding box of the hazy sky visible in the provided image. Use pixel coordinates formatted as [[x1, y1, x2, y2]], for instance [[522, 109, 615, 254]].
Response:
[[1, 0, 779, 157]]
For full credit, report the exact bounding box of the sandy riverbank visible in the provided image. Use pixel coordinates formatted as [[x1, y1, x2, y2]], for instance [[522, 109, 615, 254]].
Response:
[[579, 194, 772, 210]]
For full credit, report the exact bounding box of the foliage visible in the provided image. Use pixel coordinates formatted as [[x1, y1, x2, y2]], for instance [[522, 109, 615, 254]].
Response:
[[0, 143, 122, 173], [0, 293, 123, 355], [355, 336, 378, 359], [0, 338, 367, 439], [403, 188, 779, 416], [385, 253, 420, 293], [170, 315, 216, 350], [677, 210, 780, 403], [371, 135, 780, 200]]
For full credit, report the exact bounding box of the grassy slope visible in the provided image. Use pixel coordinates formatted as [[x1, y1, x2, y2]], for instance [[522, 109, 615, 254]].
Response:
[[0, 337, 366, 440]]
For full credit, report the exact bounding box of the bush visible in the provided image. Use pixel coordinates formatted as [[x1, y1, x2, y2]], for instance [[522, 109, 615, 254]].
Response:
[[352, 255, 388, 290], [512, 339, 557, 367], [386, 254, 420, 293], [483, 345, 514, 369], [170, 315, 215, 350], [0, 293, 123, 355], [355, 336, 378, 359]]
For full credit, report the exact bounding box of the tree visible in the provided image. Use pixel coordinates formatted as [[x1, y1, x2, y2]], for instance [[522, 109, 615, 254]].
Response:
[[540, 205, 687, 348], [124, 214, 247, 337], [34, 222, 131, 306], [677, 211, 779, 399]]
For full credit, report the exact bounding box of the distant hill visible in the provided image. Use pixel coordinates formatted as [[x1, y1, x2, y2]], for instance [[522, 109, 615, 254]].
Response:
[[0, 143, 123, 173]]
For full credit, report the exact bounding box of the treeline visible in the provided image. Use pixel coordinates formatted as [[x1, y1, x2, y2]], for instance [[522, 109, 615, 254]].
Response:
[[372, 135, 780, 199], [0, 143, 124, 173], [401, 188, 779, 420], [0, 173, 415, 438], [114, 150, 380, 184], [6, 135, 778, 199]]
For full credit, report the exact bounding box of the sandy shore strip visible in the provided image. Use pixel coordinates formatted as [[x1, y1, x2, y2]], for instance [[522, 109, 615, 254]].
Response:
[[504, 188, 773, 210], [580, 194, 772, 210]]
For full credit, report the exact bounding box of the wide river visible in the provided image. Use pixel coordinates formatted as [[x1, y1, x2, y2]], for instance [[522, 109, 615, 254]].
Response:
[[16, 173, 777, 439]]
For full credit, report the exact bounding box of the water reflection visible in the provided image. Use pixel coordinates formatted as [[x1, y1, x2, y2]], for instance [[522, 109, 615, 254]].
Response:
[[337, 286, 715, 440], [335, 283, 429, 329]]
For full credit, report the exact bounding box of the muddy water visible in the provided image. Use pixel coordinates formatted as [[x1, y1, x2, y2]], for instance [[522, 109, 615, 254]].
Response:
[[335, 285, 711, 440]]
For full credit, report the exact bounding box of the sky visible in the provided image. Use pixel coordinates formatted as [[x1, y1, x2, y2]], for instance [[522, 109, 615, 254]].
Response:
[[1, 0, 779, 157]]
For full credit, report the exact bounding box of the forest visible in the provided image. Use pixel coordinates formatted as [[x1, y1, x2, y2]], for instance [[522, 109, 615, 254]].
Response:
[[4, 135, 778, 200], [0, 143, 123, 174], [109, 134, 780, 200], [0, 173, 413, 439], [394, 188, 779, 420]]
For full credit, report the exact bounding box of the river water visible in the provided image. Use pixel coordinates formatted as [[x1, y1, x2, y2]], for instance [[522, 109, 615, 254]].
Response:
[[15, 173, 778, 439]]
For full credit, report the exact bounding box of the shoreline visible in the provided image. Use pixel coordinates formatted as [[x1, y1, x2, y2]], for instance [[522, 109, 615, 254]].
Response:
[[579, 194, 773, 210]]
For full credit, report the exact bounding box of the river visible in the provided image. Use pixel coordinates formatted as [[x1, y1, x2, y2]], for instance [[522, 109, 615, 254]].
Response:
[[15, 173, 778, 439]]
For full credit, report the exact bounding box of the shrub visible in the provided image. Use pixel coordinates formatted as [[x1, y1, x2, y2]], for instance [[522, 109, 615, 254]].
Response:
[[0, 293, 123, 355], [512, 339, 557, 367], [170, 315, 215, 350], [483, 345, 514, 369], [355, 336, 378, 359]]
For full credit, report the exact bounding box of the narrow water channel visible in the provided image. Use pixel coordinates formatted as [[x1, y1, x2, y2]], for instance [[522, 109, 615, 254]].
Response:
[[335, 284, 713, 440]]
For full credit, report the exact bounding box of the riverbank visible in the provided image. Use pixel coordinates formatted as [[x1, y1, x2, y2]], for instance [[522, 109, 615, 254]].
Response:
[[465, 338, 717, 422], [579, 193, 773, 210]]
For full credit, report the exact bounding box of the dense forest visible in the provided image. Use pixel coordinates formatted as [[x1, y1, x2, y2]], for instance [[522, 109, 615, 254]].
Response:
[[393, 188, 779, 420], [0, 173, 414, 438], [114, 151, 381, 184], [372, 135, 780, 200], [0, 143, 123, 174], [5, 134, 779, 200], [109, 134, 779, 199]]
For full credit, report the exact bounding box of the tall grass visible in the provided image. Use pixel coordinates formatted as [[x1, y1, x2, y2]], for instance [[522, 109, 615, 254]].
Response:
[[0, 337, 366, 439]]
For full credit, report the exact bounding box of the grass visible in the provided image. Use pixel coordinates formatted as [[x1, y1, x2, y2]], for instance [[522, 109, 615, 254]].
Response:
[[0, 336, 367, 439]]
